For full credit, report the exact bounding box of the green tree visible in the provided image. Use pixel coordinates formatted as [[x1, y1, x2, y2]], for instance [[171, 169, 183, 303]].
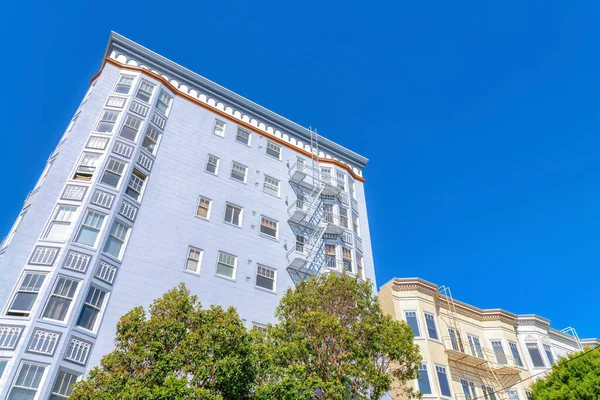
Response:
[[253, 273, 422, 400], [70, 283, 256, 400], [530, 346, 600, 400]]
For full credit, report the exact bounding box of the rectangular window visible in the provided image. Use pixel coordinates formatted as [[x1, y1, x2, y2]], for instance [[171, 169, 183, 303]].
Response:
[[405, 311, 420, 337], [42, 276, 79, 322], [417, 364, 432, 395], [206, 154, 219, 174], [43, 205, 78, 241], [252, 322, 268, 337], [197, 196, 212, 219], [266, 141, 282, 159], [260, 216, 278, 239], [263, 175, 280, 196], [336, 170, 346, 191], [460, 379, 476, 400], [435, 365, 452, 397], [342, 247, 353, 272], [90, 189, 115, 209], [256, 264, 276, 291], [95, 110, 120, 133], [8, 362, 46, 400], [321, 167, 332, 184], [353, 214, 360, 236], [0, 358, 7, 379], [51, 370, 79, 399], [125, 169, 147, 201], [323, 203, 334, 223], [526, 343, 545, 367], [324, 244, 336, 269], [509, 341, 524, 367], [103, 220, 130, 259], [491, 340, 508, 365], [231, 161, 247, 182], [73, 152, 101, 181], [224, 204, 243, 226], [468, 334, 484, 358], [482, 385, 498, 400], [543, 344, 555, 365], [449, 328, 463, 351], [114, 75, 134, 94], [357, 254, 365, 280], [75, 210, 105, 247], [507, 389, 520, 400], [101, 158, 127, 188], [28, 329, 60, 355], [186, 247, 203, 273], [424, 312, 439, 340], [236, 128, 251, 145], [63, 251, 91, 273], [339, 206, 349, 228], [119, 114, 143, 142], [142, 125, 161, 155], [135, 80, 155, 103], [86, 136, 109, 150], [213, 119, 226, 137], [216, 251, 236, 279], [76, 286, 107, 332], [61, 185, 87, 201], [350, 179, 356, 200], [156, 90, 173, 115]]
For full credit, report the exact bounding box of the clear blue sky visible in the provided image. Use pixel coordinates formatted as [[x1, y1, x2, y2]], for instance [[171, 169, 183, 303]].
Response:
[[1, 1, 599, 338]]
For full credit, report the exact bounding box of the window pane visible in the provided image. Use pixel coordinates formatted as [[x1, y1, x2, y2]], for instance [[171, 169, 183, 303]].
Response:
[[424, 313, 438, 340], [10, 293, 37, 313], [104, 237, 123, 258], [217, 263, 234, 278], [543, 344, 554, 364], [417, 365, 432, 394], [76, 306, 99, 331], [509, 342, 524, 367], [405, 312, 420, 337], [492, 341, 507, 365], [436, 366, 451, 397], [76, 226, 99, 247]]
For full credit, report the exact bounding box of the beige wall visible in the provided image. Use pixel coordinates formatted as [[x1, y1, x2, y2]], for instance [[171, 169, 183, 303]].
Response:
[[380, 279, 533, 400]]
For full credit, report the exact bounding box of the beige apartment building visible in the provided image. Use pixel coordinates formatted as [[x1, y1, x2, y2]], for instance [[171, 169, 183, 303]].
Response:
[[380, 278, 545, 400]]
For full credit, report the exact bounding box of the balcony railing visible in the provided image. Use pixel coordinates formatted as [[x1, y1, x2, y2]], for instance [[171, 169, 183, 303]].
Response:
[[441, 335, 521, 375]]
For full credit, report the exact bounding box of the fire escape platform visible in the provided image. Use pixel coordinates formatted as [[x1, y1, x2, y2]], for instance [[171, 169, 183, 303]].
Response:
[[494, 365, 521, 375], [445, 349, 489, 369]]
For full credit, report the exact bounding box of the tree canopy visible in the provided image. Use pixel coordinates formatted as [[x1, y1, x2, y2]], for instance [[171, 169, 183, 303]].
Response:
[[253, 273, 422, 399], [70, 283, 257, 400], [71, 274, 421, 399], [530, 346, 600, 400]]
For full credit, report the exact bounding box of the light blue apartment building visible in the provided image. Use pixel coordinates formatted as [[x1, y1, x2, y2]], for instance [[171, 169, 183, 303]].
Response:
[[0, 32, 374, 399]]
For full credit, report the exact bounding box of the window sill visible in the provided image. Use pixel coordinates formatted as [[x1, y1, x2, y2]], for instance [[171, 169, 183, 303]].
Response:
[[213, 133, 225, 139], [0, 315, 31, 322], [259, 233, 279, 242], [265, 153, 282, 162], [72, 326, 98, 339], [38, 238, 67, 245], [223, 221, 243, 229], [101, 252, 123, 264], [214, 273, 236, 283], [254, 286, 277, 295], [235, 140, 251, 147], [183, 269, 201, 277], [205, 170, 219, 177], [229, 176, 248, 185], [262, 190, 281, 199], [70, 242, 98, 252], [195, 215, 210, 222], [38, 319, 68, 329]]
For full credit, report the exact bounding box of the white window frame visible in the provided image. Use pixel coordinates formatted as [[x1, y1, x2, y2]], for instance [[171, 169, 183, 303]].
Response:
[[266, 141, 282, 159], [42, 276, 80, 323], [255, 264, 276, 292], [259, 216, 279, 239], [224, 203, 243, 227], [75, 286, 108, 333], [423, 312, 439, 340], [230, 161, 248, 183], [100, 157, 127, 189], [6, 272, 46, 317], [196, 196, 212, 220], [141, 125, 161, 155], [8, 361, 47, 400], [125, 169, 147, 202], [72, 152, 101, 181], [215, 251, 237, 280], [102, 220, 131, 260], [263, 175, 280, 197], [235, 128, 251, 145], [94, 109, 120, 134], [185, 246, 203, 274], [50, 370, 79, 399], [434, 364, 453, 398], [135, 80, 155, 103], [404, 310, 421, 338], [155, 90, 173, 116], [415, 363, 434, 396], [75, 210, 106, 248], [42, 205, 78, 242], [213, 119, 226, 137], [113, 74, 135, 94], [205, 154, 220, 175], [342, 247, 353, 272], [467, 334, 484, 358], [119, 114, 143, 142]]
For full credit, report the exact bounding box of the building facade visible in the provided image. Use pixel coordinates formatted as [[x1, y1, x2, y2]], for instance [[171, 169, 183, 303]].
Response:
[[379, 278, 597, 400], [0, 32, 375, 399]]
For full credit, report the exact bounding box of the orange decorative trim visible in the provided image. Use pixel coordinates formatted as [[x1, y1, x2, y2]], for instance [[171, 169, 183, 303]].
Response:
[[91, 58, 365, 182]]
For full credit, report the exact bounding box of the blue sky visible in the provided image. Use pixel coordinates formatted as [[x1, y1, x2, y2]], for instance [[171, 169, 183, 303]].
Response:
[[1, 1, 599, 337]]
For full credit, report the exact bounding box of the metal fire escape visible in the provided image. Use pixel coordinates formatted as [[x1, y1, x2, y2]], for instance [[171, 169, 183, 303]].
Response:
[[286, 128, 344, 284], [438, 286, 522, 400]]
